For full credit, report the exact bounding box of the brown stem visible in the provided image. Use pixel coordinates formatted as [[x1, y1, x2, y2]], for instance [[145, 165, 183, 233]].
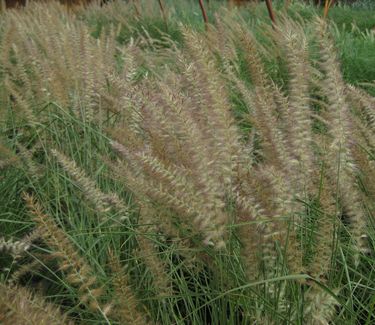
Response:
[[265, 0, 276, 29], [133, 0, 141, 18], [323, 0, 335, 19], [198, 0, 209, 29], [284, 0, 291, 11], [157, 0, 168, 32]]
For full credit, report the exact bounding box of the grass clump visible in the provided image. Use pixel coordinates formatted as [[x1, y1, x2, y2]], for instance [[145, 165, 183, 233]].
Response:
[[0, 1, 375, 324]]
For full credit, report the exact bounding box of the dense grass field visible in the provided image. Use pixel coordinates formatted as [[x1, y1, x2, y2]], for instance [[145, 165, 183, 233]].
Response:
[[1, 1, 375, 324]]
